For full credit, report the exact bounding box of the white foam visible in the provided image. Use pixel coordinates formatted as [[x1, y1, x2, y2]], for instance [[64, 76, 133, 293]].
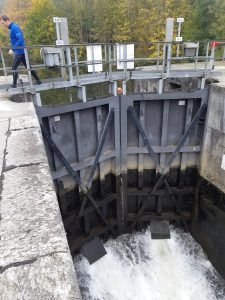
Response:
[[74, 228, 225, 300]]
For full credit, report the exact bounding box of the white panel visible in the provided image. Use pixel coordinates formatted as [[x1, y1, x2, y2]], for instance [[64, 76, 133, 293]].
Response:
[[178, 100, 185, 105], [116, 44, 134, 70], [86, 45, 103, 73], [177, 17, 184, 23], [221, 154, 225, 170], [176, 37, 183, 42], [54, 115, 60, 122], [56, 40, 64, 46], [53, 17, 61, 23]]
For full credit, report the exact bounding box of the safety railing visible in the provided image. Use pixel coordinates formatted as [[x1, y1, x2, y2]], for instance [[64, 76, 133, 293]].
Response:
[[0, 41, 224, 92]]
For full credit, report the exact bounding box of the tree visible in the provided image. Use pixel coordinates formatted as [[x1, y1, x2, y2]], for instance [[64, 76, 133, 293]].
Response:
[[2, 0, 30, 30], [25, 0, 56, 45]]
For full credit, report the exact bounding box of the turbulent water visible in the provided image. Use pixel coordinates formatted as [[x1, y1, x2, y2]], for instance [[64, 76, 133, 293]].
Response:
[[74, 227, 225, 300]]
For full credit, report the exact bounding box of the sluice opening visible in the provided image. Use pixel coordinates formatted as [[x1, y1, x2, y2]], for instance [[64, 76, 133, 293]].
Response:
[[75, 228, 225, 300]]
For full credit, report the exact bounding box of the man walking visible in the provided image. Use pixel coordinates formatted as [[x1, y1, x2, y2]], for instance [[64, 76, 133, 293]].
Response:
[[0, 15, 41, 88]]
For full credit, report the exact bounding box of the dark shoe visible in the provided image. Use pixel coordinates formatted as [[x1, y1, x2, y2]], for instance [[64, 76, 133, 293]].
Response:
[[35, 80, 42, 85], [10, 84, 17, 88]]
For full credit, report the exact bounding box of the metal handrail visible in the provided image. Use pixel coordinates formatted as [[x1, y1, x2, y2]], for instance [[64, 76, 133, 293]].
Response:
[[0, 40, 223, 92]]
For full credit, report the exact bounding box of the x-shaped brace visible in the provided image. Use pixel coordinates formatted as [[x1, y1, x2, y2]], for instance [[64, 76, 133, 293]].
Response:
[[128, 103, 207, 231], [41, 119, 117, 240]]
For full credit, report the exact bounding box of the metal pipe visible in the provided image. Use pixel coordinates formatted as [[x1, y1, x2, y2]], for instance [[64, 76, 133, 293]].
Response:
[[24, 47, 33, 90]]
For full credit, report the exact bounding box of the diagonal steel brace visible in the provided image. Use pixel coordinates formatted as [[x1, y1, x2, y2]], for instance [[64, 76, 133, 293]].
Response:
[[86, 108, 114, 189], [128, 103, 207, 230], [41, 124, 117, 237], [128, 105, 189, 230], [79, 108, 114, 217]]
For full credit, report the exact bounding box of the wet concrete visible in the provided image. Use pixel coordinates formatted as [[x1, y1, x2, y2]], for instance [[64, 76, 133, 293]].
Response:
[[192, 83, 225, 280], [192, 177, 225, 279]]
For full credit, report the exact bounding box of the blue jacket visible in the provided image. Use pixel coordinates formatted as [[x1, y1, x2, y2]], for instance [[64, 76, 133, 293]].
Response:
[[8, 22, 25, 55]]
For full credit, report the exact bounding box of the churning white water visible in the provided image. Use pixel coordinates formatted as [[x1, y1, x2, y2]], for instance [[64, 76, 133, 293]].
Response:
[[74, 227, 225, 300]]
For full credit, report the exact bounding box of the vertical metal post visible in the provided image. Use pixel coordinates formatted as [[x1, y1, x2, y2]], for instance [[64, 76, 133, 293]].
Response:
[[54, 20, 66, 80], [138, 101, 145, 222], [195, 42, 199, 70], [158, 79, 163, 94], [74, 46, 79, 83], [78, 86, 86, 102], [176, 22, 182, 57], [104, 44, 107, 62], [156, 43, 160, 70], [122, 81, 127, 95], [0, 49, 7, 76], [164, 18, 174, 75], [33, 92, 42, 106], [123, 44, 127, 73], [204, 42, 209, 73], [120, 96, 129, 231], [60, 47, 67, 81], [55, 22, 60, 40], [109, 81, 117, 96], [91, 45, 95, 74], [162, 43, 166, 74], [108, 44, 112, 77], [200, 77, 205, 90], [66, 45, 73, 84], [113, 44, 117, 65], [209, 44, 215, 71], [24, 47, 33, 90], [166, 43, 172, 75]]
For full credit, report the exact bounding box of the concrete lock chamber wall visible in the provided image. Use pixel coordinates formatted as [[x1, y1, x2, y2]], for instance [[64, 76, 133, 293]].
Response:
[[36, 82, 210, 255]]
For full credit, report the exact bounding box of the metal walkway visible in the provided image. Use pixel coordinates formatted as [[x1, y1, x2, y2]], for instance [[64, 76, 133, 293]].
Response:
[[0, 41, 223, 99]]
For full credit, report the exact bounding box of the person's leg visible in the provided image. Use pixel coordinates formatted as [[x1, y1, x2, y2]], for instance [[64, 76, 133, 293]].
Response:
[[11, 55, 22, 87], [21, 54, 41, 84]]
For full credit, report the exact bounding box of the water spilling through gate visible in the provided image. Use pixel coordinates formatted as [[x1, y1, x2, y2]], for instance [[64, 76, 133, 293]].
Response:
[[74, 227, 225, 300]]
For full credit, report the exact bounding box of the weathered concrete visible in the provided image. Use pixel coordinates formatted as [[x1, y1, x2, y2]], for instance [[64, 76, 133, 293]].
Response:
[[0, 96, 81, 299], [192, 83, 225, 280], [200, 84, 225, 193]]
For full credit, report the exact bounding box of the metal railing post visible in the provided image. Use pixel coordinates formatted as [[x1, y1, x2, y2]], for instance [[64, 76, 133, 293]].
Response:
[[0, 48, 7, 76], [156, 43, 160, 71], [162, 43, 166, 74], [66, 45, 73, 84], [204, 42, 209, 73], [78, 86, 86, 102], [74, 46, 79, 84], [108, 44, 112, 78], [195, 42, 199, 69], [123, 44, 127, 74], [166, 42, 172, 75], [60, 46, 67, 81], [122, 81, 127, 95], [209, 43, 215, 71], [24, 47, 34, 90], [91, 45, 95, 74]]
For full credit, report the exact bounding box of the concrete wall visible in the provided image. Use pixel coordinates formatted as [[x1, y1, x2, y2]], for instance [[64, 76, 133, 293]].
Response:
[[0, 96, 81, 299], [200, 84, 225, 192], [192, 83, 225, 279]]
